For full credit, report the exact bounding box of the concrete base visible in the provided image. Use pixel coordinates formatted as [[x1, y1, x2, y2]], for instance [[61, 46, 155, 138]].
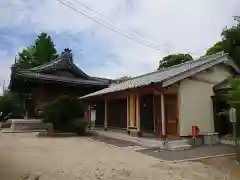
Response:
[[93, 129, 164, 148], [129, 130, 141, 137], [187, 136, 204, 146], [38, 131, 78, 137], [203, 133, 219, 145], [165, 139, 192, 151], [185, 134, 219, 146], [11, 119, 52, 131]]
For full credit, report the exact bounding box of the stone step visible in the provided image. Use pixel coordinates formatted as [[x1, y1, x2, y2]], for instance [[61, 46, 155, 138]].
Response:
[[167, 144, 192, 151], [165, 139, 192, 150], [166, 139, 190, 146]]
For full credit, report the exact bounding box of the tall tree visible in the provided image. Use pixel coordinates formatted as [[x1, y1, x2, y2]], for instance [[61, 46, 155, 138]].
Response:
[[205, 16, 240, 66], [234, 16, 240, 22], [33, 32, 58, 66], [222, 17, 240, 67], [13, 32, 58, 69], [205, 41, 224, 56], [116, 76, 131, 83], [15, 46, 36, 69], [158, 53, 193, 69]]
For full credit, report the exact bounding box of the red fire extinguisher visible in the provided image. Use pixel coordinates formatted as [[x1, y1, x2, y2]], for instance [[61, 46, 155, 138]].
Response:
[[192, 126, 199, 146]]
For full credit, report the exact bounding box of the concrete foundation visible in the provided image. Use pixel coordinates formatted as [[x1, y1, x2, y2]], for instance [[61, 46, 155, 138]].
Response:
[[11, 119, 52, 131]]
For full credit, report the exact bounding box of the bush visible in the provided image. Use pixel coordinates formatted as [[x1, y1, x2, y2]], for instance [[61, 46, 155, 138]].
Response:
[[0, 91, 24, 121], [71, 119, 88, 136], [1, 119, 12, 128], [42, 95, 87, 134]]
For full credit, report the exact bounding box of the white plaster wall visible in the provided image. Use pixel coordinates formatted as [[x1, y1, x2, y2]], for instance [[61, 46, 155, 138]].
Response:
[[179, 64, 232, 136], [193, 64, 232, 83]]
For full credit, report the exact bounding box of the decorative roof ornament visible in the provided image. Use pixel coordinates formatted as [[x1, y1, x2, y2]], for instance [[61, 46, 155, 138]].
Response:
[[61, 48, 73, 62]]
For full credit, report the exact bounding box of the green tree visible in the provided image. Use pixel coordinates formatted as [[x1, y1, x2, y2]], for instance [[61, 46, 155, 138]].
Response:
[[33, 32, 58, 66], [116, 76, 131, 83], [15, 46, 36, 69], [205, 41, 224, 56], [228, 78, 240, 136], [42, 95, 85, 132], [227, 77, 240, 162], [205, 16, 240, 66], [158, 53, 193, 69], [234, 16, 240, 22], [13, 32, 58, 69], [222, 17, 240, 67], [0, 91, 24, 121]]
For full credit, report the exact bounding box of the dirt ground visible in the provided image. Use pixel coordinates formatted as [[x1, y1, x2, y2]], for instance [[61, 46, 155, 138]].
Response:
[[0, 133, 239, 180]]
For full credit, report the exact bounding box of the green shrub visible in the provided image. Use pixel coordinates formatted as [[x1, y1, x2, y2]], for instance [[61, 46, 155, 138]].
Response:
[[1, 120, 12, 128], [0, 91, 24, 121], [71, 119, 88, 136], [42, 95, 86, 133]]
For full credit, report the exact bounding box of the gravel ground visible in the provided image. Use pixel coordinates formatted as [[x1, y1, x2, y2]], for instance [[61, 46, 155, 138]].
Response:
[[0, 133, 239, 180]]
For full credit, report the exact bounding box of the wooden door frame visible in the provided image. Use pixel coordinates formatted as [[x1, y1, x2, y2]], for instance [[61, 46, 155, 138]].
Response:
[[165, 93, 180, 139], [153, 94, 156, 134], [153, 94, 163, 137], [139, 94, 155, 133], [106, 97, 128, 129]]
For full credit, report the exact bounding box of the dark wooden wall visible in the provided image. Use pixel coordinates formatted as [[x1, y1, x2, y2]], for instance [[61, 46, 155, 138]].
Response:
[[107, 98, 127, 129]]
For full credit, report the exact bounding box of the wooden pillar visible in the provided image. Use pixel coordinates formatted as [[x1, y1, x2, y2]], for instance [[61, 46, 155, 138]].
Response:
[[87, 104, 91, 130], [24, 97, 28, 119], [161, 92, 166, 136], [88, 104, 91, 122], [127, 96, 129, 130], [104, 100, 108, 131], [129, 93, 136, 128], [136, 93, 140, 132], [85, 104, 91, 121], [153, 95, 156, 133]]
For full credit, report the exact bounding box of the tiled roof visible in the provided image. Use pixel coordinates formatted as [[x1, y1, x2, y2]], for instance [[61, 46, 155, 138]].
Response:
[[15, 71, 106, 86], [213, 77, 235, 92], [81, 52, 238, 98], [12, 49, 113, 86], [22, 52, 94, 80]]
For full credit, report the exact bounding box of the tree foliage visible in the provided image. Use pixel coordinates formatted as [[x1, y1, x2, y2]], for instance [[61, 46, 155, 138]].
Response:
[[205, 17, 240, 67], [116, 76, 131, 83], [227, 78, 240, 137], [0, 91, 24, 121], [205, 41, 224, 56], [158, 53, 193, 69], [13, 32, 58, 69], [42, 95, 86, 132], [228, 78, 240, 104], [222, 18, 240, 67], [234, 16, 240, 23]]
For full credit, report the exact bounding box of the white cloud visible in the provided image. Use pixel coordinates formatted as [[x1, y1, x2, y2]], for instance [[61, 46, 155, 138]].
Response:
[[0, 0, 239, 79], [0, 50, 15, 94]]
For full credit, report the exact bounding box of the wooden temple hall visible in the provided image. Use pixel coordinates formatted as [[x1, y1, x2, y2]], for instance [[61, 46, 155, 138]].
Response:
[[83, 84, 179, 138], [9, 49, 115, 117], [82, 53, 239, 139]]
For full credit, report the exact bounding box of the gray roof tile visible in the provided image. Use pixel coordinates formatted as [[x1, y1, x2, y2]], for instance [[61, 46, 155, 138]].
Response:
[[15, 71, 106, 86], [81, 52, 233, 98]]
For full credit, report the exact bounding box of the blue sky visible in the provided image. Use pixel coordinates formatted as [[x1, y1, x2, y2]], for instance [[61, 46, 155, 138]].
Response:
[[0, 0, 239, 91]]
